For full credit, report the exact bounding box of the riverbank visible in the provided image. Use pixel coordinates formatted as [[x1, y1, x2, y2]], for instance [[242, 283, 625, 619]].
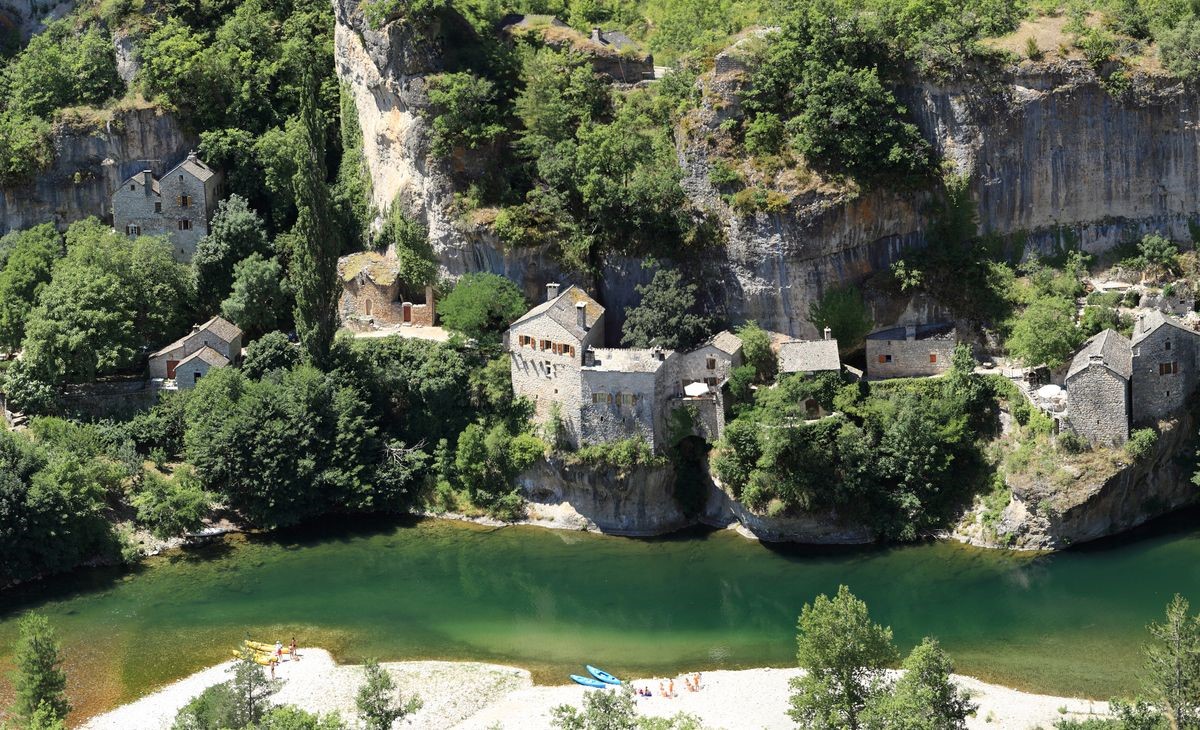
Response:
[[81, 648, 1112, 730]]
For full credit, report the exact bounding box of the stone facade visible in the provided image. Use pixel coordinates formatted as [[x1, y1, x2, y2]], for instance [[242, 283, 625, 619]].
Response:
[[1065, 329, 1132, 447], [172, 347, 229, 389], [1130, 310, 1200, 425], [507, 286, 741, 450], [112, 152, 220, 262], [337, 251, 435, 331], [864, 323, 956, 379], [149, 316, 242, 384]]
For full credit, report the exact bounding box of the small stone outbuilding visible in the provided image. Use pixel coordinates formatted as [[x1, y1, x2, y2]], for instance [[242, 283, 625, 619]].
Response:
[[112, 151, 221, 262], [337, 251, 435, 332], [864, 323, 957, 380], [778, 328, 841, 375], [149, 316, 242, 388], [1065, 329, 1132, 447], [676, 330, 743, 391], [1130, 310, 1200, 425]]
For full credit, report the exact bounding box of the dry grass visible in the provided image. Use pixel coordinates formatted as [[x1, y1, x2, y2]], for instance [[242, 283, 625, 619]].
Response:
[[982, 12, 1100, 61]]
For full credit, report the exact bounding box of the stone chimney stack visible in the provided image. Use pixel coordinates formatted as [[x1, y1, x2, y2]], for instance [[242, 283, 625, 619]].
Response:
[[905, 324, 917, 341], [591, 27, 602, 43], [546, 282, 560, 301], [576, 301, 587, 330], [823, 326, 832, 341], [584, 347, 595, 366], [141, 170, 153, 195]]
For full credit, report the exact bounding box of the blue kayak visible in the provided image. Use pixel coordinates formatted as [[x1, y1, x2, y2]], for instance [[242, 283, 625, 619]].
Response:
[[571, 674, 609, 688], [586, 665, 621, 685]]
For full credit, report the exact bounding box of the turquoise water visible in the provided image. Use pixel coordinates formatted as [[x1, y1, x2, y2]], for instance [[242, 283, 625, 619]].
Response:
[[1, 514, 1199, 722]]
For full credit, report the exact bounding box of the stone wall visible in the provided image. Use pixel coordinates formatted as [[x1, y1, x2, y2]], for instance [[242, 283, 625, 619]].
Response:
[[1065, 365, 1129, 446], [57, 379, 158, 420], [173, 356, 216, 389], [580, 364, 661, 448], [509, 314, 597, 447], [1131, 326, 1199, 425], [675, 344, 739, 388], [865, 337, 955, 379], [155, 166, 218, 261]]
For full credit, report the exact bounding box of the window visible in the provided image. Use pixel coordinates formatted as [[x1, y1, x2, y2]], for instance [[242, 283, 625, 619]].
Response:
[[1160, 362, 1179, 375], [178, 194, 191, 207], [129, 184, 134, 191], [124, 224, 140, 236], [878, 354, 893, 364], [543, 360, 552, 375], [929, 353, 938, 363], [568, 346, 575, 358], [154, 202, 162, 213], [706, 357, 717, 370], [1165, 340, 1172, 351], [178, 219, 192, 231], [704, 377, 718, 386], [193, 372, 202, 384]]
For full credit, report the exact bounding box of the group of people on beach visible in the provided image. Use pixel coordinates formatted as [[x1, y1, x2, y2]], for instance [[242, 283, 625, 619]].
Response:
[[266, 638, 300, 678], [637, 673, 701, 699]]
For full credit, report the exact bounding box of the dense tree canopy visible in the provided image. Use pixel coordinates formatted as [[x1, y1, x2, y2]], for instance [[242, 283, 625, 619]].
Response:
[[0, 224, 61, 352], [620, 268, 710, 350], [436, 272, 527, 342]]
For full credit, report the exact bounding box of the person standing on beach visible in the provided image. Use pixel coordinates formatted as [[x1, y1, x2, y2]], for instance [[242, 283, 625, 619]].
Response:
[[290, 637, 298, 660]]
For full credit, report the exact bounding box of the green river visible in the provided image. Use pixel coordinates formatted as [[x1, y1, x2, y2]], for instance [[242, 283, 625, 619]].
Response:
[[2, 514, 1200, 722]]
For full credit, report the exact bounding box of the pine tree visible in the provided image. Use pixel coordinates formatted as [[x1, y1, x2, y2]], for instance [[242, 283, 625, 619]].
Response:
[[355, 659, 421, 730], [1144, 594, 1200, 730], [10, 613, 70, 726], [289, 63, 340, 370]]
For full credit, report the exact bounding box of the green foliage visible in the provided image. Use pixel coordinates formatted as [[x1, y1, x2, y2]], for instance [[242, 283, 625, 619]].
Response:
[[570, 436, 666, 470], [1005, 296, 1084, 369], [242, 331, 301, 379], [20, 219, 195, 384], [2, 361, 56, 414], [436, 272, 527, 341], [1142, 594, 1200, 730], [1126, 428, 1158, 461], [1159, 18, 1200, 80], [620, 268, 711, 349], [1080, 305, 1122, 338], [228, 652, 282, 727], [552, 685, 639, 730], [0, 224, 62, 352], [788, 585, 898, 729], [808, 285, 872, 354], [172, 681, 240, 730], [861, 638, 976, 730], [9, 613, 70, 727], [1058, 431, 1090, 455], [355, 659, 422, 730], [221, 254, 289, 338], [255, 705, 348, 730], [1137, 233, 1181, 278], [0, 110, 53, 185], [132, 467, 213, 539], [193, 195, 272, 313], [454, 421, 545, 514], [426, 72, 506, 158], [736, 321, 776, 382], [3, 21, 122, 118], [743, 112, 785, 156], [376, 203, 436, 289], [118, 390, 192, 458], [362, 0, 447, 30]]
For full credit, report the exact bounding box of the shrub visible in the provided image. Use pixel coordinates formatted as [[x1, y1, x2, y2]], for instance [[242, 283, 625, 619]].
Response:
[[1159, 18, 1200, 81], [743, 112, 784, 156], [708, 159, 742, 188], [1126, 428, 1158, 460], [1057, 431, 1089, 454], [425, 72, 505, 158], [437, 273, 527, 342], [570, 436, 666, 470], [1026, 36, 1042, 60], [132, 467, 213, 539]]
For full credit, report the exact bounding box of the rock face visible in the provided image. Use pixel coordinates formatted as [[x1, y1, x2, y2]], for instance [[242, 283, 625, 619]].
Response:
[[0, 107, 195, 234], [957, 412, 1199, 550]]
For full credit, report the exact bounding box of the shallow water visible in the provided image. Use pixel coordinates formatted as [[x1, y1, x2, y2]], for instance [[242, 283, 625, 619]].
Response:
[[1, 513, 1199, 722]]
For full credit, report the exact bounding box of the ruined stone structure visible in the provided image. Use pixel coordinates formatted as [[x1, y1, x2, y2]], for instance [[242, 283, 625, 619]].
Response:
[[1130, 310, 1200, 425], [498, 15, 654, 82], [149, 316, 242, 389], [507, 284, 741, 449], [864, 323, 956, 380], [112, 152, 220, 262], [778, 328, 841, 375], [1065, 329, 1132, 447], [337, 250, 435, 331]]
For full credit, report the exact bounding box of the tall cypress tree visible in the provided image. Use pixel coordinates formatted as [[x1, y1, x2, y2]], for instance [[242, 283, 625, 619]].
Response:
[[290, 65, 339, 369], [10, 613, 70, 725]]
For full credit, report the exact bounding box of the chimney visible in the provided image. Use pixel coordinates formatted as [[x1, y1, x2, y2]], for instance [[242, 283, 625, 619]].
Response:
[[141, 169, 153, 195], [576, 301, 587, 330], [823, 326, 832, 341], [187, 150, 198, 163], [591, 27, 602, 43], [584, 347, 595, 366], [905, 324, 917, 341], [546, 282, 560, 301], [654, 346, 665, 361], [1138, 314, 1147, 333]]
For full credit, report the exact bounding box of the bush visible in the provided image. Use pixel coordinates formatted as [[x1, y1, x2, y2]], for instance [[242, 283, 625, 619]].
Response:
[[241, 331, 301, 379], [743, 112, 784, 156], [808, 285, 873, 354], [132, 467, 213, 539], [1126, 428, 1158, 460], [425, 72, 505, 158], [1159, 18, 1200, 81], [1057, 431, 1089, 454], [570, 436, 667, 470], [437, 273, 527, 341]]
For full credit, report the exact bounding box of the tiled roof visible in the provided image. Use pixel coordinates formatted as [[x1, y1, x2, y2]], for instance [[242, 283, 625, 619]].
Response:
[[169, 153, 216, 183], [151, 316, 242, 357], [1130, 309, 1197, 346], [778, 339, 841, 373], [1067, 329, 1132, 381], [702, 330, 742, 355], [339, 251, 401, 287], [509, 285, 604, 341], [177, 346, 230, 368]]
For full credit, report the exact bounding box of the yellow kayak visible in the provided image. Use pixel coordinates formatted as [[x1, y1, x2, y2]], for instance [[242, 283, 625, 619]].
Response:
[[245, 640, 292, 654], [231, 649, 276, 666]]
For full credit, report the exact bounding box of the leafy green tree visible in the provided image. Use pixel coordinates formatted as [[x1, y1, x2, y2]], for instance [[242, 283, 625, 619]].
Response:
[[808, 285, 872, 354], [2, 361, 56, 414], [1159, 19, 1200, 81], [229, 651, 281, 727], [0, 110, 53, 184], [436, 273, 527, 341], [171, 682, 239, 730], [788, 585, 898, 730], [621, 269, 710, 349], [221, 254, 288, 338], [242, 331, 301, 379], [0, 224, 61, 351], [9, 613, 70, 726], [861, 638, 975, 730], [28, 700, 68, 730], [356, 659, 422, 730], [552, 686, 639, 730], [132, 467, 213, 539], [515, 47, 609, 152], [426, 72, 506, 157], [736, 321, 776, 382], [193, 195, 272, 312], [1005, 296, 1083, 368], [1143, 594, 1200, 730], [5, 22, 123, 118], [290, 65, 340, 369], [255, 705, 348, 730], [1137, 233, 1180, 279], [376, 204, 436, 291]]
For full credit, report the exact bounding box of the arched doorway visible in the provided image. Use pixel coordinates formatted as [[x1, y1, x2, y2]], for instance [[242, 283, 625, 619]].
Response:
[[365, 299, 373, 317]]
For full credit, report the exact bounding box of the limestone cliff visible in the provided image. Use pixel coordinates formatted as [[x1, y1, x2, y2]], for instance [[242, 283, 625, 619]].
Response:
[[0, 106, 195, 233], [334, 7, 1200, 338]]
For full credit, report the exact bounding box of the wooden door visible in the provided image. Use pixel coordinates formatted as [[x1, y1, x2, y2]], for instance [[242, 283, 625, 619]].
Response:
[[403, 303, 412, 323], [166, 360, 179, 379]]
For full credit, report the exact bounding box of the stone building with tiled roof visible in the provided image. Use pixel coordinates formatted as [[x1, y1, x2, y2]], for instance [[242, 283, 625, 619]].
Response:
[[148, 315, 242, 388], [865, 322, 957, 380], [336, 250, 435, 332], [778, 328, 841, 375], [112, 151, 222, 262], [1065, 329, 1132, 446]]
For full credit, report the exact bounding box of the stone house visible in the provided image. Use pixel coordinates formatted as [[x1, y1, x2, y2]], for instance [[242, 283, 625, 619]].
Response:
[[337, 251, 435, 331], [1065, 329, 1132, 446], [507, 284, 741, 450], [112, 152, 221, 262], [778, 328, 841, 375], [149, 315, 242, 388], [1129, 310, 1200, 425], [864, 323, 957, 380]]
